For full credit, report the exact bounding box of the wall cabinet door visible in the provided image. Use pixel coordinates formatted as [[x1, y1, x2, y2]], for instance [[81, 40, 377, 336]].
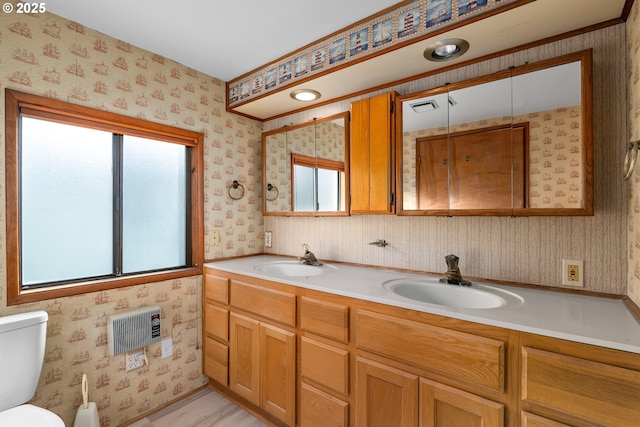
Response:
[[350, 92, 396, 214], [420, 378, 504, 427], [355, 357, 418, 427], [260, 323, 296, 426], [229, 312, 260, 406]]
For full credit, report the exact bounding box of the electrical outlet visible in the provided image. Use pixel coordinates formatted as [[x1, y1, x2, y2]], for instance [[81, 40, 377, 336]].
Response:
[[265, 231, 272, 248], [161, 338, 173, 359], [126, 350, 145, 371], [210, 230, 220, 247], [562, 259, 584, 287]]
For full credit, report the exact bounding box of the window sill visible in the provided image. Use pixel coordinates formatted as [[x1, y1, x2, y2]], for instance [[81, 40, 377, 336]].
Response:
[[7, 266, 202, 306]]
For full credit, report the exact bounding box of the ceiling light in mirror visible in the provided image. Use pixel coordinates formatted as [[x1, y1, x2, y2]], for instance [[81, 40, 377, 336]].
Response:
[[424, 38, 470, 62], [290, 89, 321, 101]]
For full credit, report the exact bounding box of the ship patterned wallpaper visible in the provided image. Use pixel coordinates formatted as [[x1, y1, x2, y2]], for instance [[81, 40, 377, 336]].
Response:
[[627, 0, 640, 307], [0, 4, 263, 426], [402, 106, 583, 210]]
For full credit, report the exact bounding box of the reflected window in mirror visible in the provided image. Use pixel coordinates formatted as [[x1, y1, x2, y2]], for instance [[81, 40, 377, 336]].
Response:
[[262, 112, 350, 216], [292, 155, 345, 212]]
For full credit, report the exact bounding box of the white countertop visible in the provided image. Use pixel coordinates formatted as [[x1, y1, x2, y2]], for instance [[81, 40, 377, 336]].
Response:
[[205, 255, 640, 354]]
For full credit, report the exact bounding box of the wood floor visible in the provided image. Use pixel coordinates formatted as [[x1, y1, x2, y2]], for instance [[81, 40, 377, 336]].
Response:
[[127, 388, 268, 427]]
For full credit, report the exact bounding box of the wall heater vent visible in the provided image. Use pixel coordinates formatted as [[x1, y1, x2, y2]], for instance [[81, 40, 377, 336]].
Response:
[[107, 306, 161, 356]]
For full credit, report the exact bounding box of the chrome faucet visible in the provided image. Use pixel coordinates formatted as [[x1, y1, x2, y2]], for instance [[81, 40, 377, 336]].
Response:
[[439, 254, 471, 286], [299, 243, 323, 266]]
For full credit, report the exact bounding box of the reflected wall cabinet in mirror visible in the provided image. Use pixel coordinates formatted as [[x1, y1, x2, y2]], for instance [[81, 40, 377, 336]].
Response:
[[397, 50, 593, 217], [262, 112, 349, 216]]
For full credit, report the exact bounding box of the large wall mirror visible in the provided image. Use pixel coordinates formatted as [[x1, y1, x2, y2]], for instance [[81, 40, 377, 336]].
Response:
[[397, 49, 593, 216], [263, 112, 349, 216]]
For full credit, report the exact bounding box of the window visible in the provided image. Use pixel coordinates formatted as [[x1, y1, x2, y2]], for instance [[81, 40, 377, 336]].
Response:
[[5, 89, 204, 304]]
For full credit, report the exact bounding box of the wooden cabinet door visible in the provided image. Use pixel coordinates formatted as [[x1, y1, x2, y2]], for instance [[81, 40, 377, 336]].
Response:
[[350, 92, 395, 214], [420, 379, 504, 427], [260, 323, 296, 426], [355, 357, 418, 427], [229, 313, 260, 406], [369, 92, 394, 213], [350, 97, 371, 213]]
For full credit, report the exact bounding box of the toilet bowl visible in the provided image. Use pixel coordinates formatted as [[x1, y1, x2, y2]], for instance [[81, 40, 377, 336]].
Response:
[[0, 404, 64, 426], [0, 311, 65, 426]]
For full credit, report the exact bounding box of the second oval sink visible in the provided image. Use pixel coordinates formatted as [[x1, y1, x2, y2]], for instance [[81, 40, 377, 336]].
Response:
[[382, 278, 523, 309], [253, 261, 326, 277]]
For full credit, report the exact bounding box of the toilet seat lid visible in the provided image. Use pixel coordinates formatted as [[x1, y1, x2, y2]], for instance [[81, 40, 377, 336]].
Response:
[[0, 404, 64, 426]]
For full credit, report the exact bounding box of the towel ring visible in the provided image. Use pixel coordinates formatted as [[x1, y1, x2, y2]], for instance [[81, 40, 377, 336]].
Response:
[[265, 183, 279, 201], [227, 180, 245, 200], [624, 140, 639, 181]]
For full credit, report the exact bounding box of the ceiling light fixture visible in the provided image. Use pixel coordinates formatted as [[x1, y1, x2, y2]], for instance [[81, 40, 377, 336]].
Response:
[[424, 38, 470, 62], [290, 89, 321, 101]]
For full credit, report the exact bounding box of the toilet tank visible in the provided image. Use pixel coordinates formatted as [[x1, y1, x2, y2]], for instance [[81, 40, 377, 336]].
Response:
[[0, 311, 48, 412]]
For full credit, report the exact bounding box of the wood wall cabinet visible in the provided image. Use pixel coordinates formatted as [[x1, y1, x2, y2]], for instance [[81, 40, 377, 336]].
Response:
[[350, 92, 396, 214]]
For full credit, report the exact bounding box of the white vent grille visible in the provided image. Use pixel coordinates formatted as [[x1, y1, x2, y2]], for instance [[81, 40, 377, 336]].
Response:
[[107, 306, 161, 355]]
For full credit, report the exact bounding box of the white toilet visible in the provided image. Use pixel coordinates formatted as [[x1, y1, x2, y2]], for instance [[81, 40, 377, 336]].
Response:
[[0, 310, 65, 426]]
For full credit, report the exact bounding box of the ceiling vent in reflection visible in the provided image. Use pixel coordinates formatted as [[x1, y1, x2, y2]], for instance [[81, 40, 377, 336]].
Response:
[[410, 99, 439, 113]]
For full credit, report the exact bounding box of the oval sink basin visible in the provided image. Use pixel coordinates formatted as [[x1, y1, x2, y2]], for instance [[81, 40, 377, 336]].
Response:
[[253, 261, 326, 277], [382, 278, 523, 309]]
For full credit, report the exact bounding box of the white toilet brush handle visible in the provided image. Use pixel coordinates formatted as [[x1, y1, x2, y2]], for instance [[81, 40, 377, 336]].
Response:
[[82, 374, 89, 410]]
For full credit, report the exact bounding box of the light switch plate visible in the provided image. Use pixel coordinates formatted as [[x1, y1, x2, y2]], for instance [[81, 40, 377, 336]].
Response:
[[265, 231, 272, 248]]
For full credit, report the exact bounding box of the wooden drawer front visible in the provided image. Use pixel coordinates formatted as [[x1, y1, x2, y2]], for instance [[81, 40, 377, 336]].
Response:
[[300, 383, 348, 427], [204, 336, 228, 386], [356, 310, 505, 392], [204, 271, 229, 304], [230, 280, 296, 326], [204, 302, 228, 342], [521, 347, 640, 427], [301, 337, 349, 396], [521, 412, 572, 427], [300, 297, 349, 343]]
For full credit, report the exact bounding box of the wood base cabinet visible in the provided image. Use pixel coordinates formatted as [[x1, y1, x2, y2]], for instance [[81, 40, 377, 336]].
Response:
[[203, 267, 640, 427], [355, 357, 419, 427], [355, 357, 504, 427], [420, 378, 504, 427], [229, 312, 296, 426]]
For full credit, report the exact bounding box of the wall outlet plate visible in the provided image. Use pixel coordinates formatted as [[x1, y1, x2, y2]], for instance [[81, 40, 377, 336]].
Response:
[[210, 230, 220, 247], [562, 259, 584, 287], [161, 338, 173, 359], [126, 350, 145, 371], [265, 231, 272, 248]]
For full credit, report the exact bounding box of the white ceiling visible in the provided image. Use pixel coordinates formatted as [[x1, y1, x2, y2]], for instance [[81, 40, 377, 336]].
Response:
[[40, 0, 627, 120], [42, 0, 400, 82]]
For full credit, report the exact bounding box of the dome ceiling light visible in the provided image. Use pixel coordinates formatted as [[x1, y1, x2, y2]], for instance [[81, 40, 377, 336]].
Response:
[[424, 38, 470, 62], [290, 89, 321, 101]]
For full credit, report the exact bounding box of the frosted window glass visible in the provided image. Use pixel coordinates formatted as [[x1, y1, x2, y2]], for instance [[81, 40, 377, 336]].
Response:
[[122, 135, 187, 273], [317, 169, 340, 211], [294, 164, 315, 211], [21, 117, 113, 285]]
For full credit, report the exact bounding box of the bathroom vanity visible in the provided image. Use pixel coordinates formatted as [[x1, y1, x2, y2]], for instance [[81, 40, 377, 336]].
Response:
[[203, 256, 640, 427]]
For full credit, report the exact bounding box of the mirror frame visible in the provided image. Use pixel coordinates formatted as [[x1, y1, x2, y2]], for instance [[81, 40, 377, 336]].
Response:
[[262, 111, 350, 216], [395, 49, 593, 216]]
